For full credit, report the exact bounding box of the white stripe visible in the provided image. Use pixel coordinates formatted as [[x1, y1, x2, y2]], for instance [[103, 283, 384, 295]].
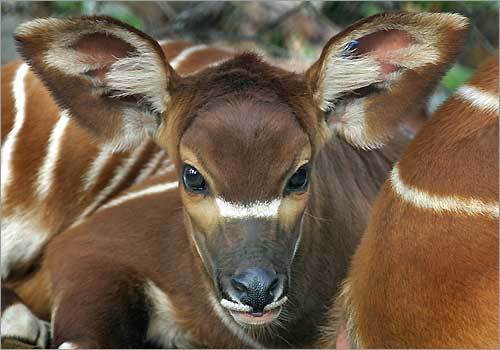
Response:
[[157, 162, 175, 176], [220, 299, 252, 313], [187, 58, 231, 76], [169, 44, 207, 69], [264, 296, 288, 311], [50, 295, 60, 343], [455, 85, 499, 114], [1, 303, 49, 348], [73, 141, 150, 226], [1, 63, 29, 197], [157, 39, 171, 46], [134, 150, 166, 185], [157, 154, 172, 173], [215, 198, 281, 219], [1, 213, 48, 280], [144, 280, 193, 348], [36, 111, 71, 198], [390, 164, 499, 218], [338, 281, 362, 348], [208, 293, 263, 349], [100, 181, 178, 210], [82, 144, 114, 191]]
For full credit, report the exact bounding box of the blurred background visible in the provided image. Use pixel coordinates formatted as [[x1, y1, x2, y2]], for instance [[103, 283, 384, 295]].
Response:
[[1, 1, 498, 110]]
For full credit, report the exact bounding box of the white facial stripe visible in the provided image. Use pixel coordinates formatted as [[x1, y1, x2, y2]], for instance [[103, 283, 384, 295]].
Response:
[[220, 299, 252, 313], [263, 296, 288, 311], [169, 44, 208, 69], [1, 63, 29, 198], [100, 181, 178, 211], [390, 164, 499, 218], [455, 85, 499, 114], [36, 111, 71, 198], [291, 216, 305, 262], [215, 198, 281, 219]]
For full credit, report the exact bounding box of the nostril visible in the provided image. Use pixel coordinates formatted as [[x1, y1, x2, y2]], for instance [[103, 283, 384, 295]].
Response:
[[268, 278, 279, 297], [231, 278, 247, 293], [228, 268, 285, 312]]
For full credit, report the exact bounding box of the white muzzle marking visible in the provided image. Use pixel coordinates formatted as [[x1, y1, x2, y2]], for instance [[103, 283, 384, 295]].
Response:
[[220, 299, 252, 313], [220, 296, 288, 313]]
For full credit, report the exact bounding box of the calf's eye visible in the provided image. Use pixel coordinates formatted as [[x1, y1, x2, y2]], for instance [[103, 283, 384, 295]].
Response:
[[285, 164, 309, 193], [183, 164, 207, 193]]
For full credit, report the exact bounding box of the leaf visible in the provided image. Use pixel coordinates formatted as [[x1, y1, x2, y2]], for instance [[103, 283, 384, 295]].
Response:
[[97, 3, 144, 30], [442, 64, 473, 92]]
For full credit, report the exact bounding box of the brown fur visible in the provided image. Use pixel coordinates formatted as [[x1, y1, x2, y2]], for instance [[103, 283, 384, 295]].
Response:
[[2, 12, 468, 348], [305, 12, 468, 149], [321, 55, 499, 348], [1, 37, 222, 279], [1, 61, 19, 141], [175, 47, 233, 75]]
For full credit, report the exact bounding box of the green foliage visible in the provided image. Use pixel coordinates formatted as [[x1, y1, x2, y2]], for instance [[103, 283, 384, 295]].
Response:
[[360, 2, 384, 17], [49, 1, 85, 16], [98, 3, 144, 30], [48, 1, 144, 30], [442, 63, 474, 92]]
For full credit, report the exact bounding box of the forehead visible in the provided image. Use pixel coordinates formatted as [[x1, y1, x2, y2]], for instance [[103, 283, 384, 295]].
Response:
[[180, 96, 310, 201]]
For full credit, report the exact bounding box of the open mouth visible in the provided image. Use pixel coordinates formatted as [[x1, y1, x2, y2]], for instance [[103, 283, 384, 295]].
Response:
[[220, 297, 288, 326]]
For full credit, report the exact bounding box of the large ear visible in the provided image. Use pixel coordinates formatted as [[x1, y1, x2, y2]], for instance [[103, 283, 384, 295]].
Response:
[[306, 12, 469, 149], [15, 16, 176, 150]]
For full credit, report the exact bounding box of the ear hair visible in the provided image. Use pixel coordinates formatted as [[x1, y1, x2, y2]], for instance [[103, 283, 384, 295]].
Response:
[[308, 12, 469, 149], [15, 16, 173, 151], [318, 55, 382, 111], [17, 18, 169, 115], [314, 13, 468, 112], [106, 53, 168, 115]]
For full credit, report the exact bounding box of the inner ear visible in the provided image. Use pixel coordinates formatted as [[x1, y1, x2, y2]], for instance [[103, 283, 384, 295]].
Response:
[[355, 30, 414, 74], [73, 33, 136, 80]]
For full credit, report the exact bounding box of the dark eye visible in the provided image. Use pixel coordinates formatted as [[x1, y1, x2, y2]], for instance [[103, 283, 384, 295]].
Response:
[[285, 164, 309, 193], [182, 164, 207, 193]]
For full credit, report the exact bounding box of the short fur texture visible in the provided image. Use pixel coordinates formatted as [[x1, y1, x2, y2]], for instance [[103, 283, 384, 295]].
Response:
[[320, 55, 499, 349], [2, 12, 468, 348]]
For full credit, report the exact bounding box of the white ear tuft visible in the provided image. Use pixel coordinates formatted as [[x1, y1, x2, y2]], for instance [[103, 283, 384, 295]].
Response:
[[307, 12, 469, 149], [106, 52, 168, 115], [318, 55, 382, 112], [15, 16, 174, 150]]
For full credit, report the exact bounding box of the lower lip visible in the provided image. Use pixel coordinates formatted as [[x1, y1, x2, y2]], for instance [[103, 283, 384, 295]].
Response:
[[229, 307, 282, 326]]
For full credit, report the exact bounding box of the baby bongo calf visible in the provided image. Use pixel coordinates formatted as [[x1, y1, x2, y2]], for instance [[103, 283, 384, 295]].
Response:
[[321, 55, 499, 349], [4, 12, 467, 348]]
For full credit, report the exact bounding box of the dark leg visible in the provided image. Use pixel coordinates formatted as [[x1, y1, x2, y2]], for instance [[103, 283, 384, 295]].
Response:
[[50, 262, 149, 349]]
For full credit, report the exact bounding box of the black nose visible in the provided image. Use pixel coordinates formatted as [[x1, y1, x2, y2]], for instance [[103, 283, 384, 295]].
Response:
[[230, 268, 284, 312]]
